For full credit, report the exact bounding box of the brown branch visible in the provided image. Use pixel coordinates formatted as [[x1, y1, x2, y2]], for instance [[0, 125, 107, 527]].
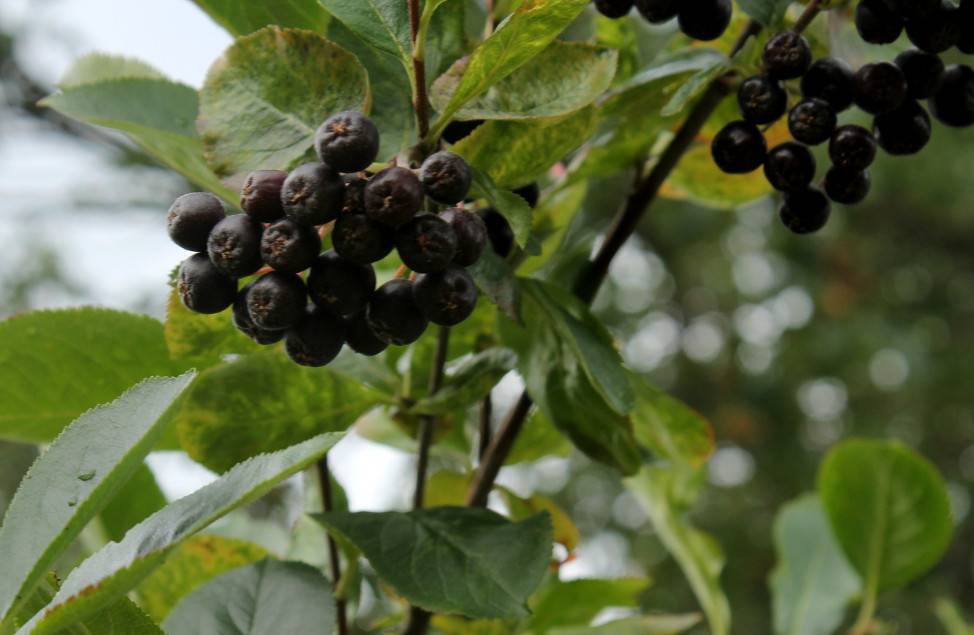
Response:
[[793, 0, 824, 34], [408, 0, 430, 141], [316, 456, 348, 635], [412, 325, 450, 509]]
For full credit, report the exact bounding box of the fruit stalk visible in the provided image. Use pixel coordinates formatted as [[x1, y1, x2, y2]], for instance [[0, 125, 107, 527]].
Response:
[[793, 0, 824, 35], [317, 456, 349, 635]]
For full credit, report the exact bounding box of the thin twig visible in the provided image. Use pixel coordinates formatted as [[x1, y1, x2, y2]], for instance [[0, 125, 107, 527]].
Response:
[[478, 394, 493, 460], [408, 0, 430, 141], [413, 326, 451, 509], [316, 456, 348, 635], [793, 0, 824, 34]]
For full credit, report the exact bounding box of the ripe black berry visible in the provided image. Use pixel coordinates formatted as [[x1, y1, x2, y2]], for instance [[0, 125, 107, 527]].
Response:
[[780, 187, 831, 235], [788, 98, 837, 146], [824, 167, 871, 205], [246, 271, 307, 331], [285, 306, 346, 367], [367, 279, 429, 346], [413, 266, 479, 327], [887, 0, 941, 17], [854, 62, 908, 115], [856, 0, 904, 44], [905, 2, 961, 53], [711, 121, 767, 174], [167, 192, 226, 253], [875, 100, 933, 154], [307, 250, 376, 317], [241, 170, 287, 223], [281, 163, 344, 227], [315, 111, 380, 173], [594, 0, 633, 18], [829, 125, 877, 172], [895, 49, 945, 100], [738, 76, 788, 125], [764, 143, 816, 192], [332, 212, 395, 264], [513, 183, 541, 208], [419, 151, 472, 205], [678, 0, 731, 41], [233, 281, 285, 345], [960, 0, 974, 53], [440, 208, 487, 266], [344, 311, 388, 356], [442, 119, 484, 144], [801, 58, 855, 112], [763, 32, 812, 81], [479, 208, 515, 257], [260, 219, 321, 274], [178, 253, 236, 314], [396, 214, 459, 273], [207, 214, 264, 278], [364, 166, 424, 227], [634, 0, 678, 23], [929, 65, 974, 128]]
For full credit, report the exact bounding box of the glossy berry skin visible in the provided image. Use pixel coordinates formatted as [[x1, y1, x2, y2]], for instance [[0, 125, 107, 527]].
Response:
[[738, 76, 788, 125], [207, 214, 264, 278], [895, 49, 945, 100], [396, 214, 459, 273], [413, 266, 479, 327], [177, 253, 236, 314], [314, 111, 380, 173], [855, 0, 904, 44], [594, 0, 633, 18], [905, 2, 961, 53], [829, 125, 877, 172], [260, 219, 321, 274], [780, 187, 831, 235], [634, 0, 679, 22], [344, 311, 388, 356], [788, 98, 837, 146], [364, 166, 425, 227], [246, 271, 307, 331], [442, 119, 485, 144], [440, 208, 487, 266], [854, 62, 908, 115], [678, 0, 731, 42], [479, 208, 515, 257], [875, 100, 933, 154], [240, 170, 287, 222], [233, 281, 286, 345], [801, 58, 855, 112], [332, 212, 395, 264], [764, 143, 816, 192], [419, 151, 472, 205], [367, 279, 429, 346], [929, 65, 974, 128], [285, 306, 346, 367], [282, 163, 345, 227], [711, 121, 767, 174], [763, 32, 812, 81], [167, 192, 226, 252], [307, 250, 376, 317], [824, 167, 871, 205], [513, 183, 541, 208]]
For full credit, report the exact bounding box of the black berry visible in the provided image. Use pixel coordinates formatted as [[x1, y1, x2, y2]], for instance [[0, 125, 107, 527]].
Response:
[[513, 183, 541, 208], [260, 219, 321, 274], [738, 76, 788, 125], [824, 167, 871, 205], [594, 0, 633, 18], [440, 208, 488, 266], [895, 49, 945, 100], [364, 166, 424, 227], [764, 143, 816, 192], [634, 0, 679, 23], [281, 163, 344, 226], [285, 306, 346, 367], [854, 62, 908, 115], [367, 279, 429, 346], [780, 187, 831, 235], [167, 192, 225, 252], [177, 253, 236, 314], [419, 151, 472, 205], [344, 311, 388, 356], [855, 0, 904, 44], [479, 208, 515, 257], [413, 266, 479, 327], [887, 0, 941, 17], [905, 2, 961, 53], [763, 32, 812, 81], [829, 125, 877, 172], [241, 170, 287, 223], [307, 250, 376, 317], [442, 119, 484, 144], [875, 100, 933, 154], [315, 111, 380, 173], [678, 0, 731, 41], [788, 98, 837, 146], [711, 121, 767, 174], [233, 281, 286, 345], [396, 214, 459, 273], [801, 58, 855, 112], [960, 0, 974, 53], [207, 214, 264, 278], [343, 174, 368, 215], [929, 65, 974, 128], [246, 271, 307, 331], [332, 212, 395, 264]]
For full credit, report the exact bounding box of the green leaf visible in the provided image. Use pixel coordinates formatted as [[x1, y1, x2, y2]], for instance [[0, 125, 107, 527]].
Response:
[[174, 350, 383, 473], [411, 348, 517, 415], [198, 27, 370, 181], [138, 535, 269, 622], [431, 42, 616, 121], [15, 432, 344, 635], [0, 309, 180, 444], [626, 466, 731, 635], [0, 373, 195, 628], [317, 0, 412, 73], [770, 496, 861, 635], [164, 288, 261, 367], [99, 464, 168, 542], [456, 107, 597, 189], [313, 507, 552, 619], [818, 439, 953, 594], [163, 559, 334, 634], [629, 375, 715, 470], [58, 53, 165, 89], [660, 60, 730, 118], [469, 168, 533, 248], [191, 0, 329, 36], [527, 578, 650, 633], [548, 614, 702, 635], [431, 0, 590, 137], [935, 599, 974, 635], [500, 490, 579, 551], [737, 0, 792, 26]]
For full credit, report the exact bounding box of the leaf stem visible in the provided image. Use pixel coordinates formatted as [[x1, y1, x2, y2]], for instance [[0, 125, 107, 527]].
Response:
[[408, 0, 431, 142], [316, 456, 348, 635], [849, 583, 878, 635]]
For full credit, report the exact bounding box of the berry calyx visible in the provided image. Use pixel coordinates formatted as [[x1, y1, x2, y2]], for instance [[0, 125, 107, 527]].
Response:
[[738, 76, 788, 125], [364, 166, 424, 227], [285, 306, 346, 367], [763, 32, 813, 81], [167, 192, 226, 253], [178, 253, 237, 314], [367, 279, 429, 345], [260, 219, 321, 274], [315, 111, 380, 174], [895, 49, 946, 100], [594, 0, 634, 18], [634, 0, 678, 22], [440, 208, 488, 266], [829, 125, 877, 172], [856, 0, 904, 44], [764, 143, 816, 192], [875, 100, 933, 154], [929, 65, 974, 128], [788, 98, 838, 146], [395, 214, 459, 273], [281, 162, 344, 227], [854, 62, 908, 115], [307, 250, 376, 317], [711, 121, 767, 174], [332, 211, 396, 264], [241, 170, 287, 223], [678, 0, 732, 42], [246, 271, 307, 331], [344, 311, 388, 356], [824, 167, 871, 205], [413, 266, 479, 327], [419, 151, 472, 205], [780, 187, 831, 235], [801, 58, 856, 112], [206, 214, 264, 278], [233, 281, 286, 345]]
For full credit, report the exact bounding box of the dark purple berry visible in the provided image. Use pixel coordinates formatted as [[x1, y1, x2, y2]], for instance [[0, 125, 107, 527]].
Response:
[[419, 151, 472, 205], [246, 271, 307, 331], [854, 62, 908, 115], [167, 192, 225, 252], [332, 212, 395, 264], [829, 125, 877, 172], [285, 306, 346, 367], [595, 0, 633, 18], [307, 250, 376, 317], [260, 219, 321, 273], [763, 32, 812, 80], [780, 187, 831, 235], [440, 208, 487, 266], [960, 0, 974, 53], [233, 281, 286, 345], [413, 266, 479, 327], [241, 170, 287, 223], [442, 119, 485, 144], [634, 0, 679, 22], [929, 65, 974, 128], [396, 214, 459, 273], [364, 166, 424, 227], [513, 183, 541, 208], [895, 49, 945, 100], [905, 2, 961, 53], [824, 167, 871, 205], [738, 76, 788, 125], [207, 214, 264, 278], [801, 58, 856, 112], [315, 111, 380, 173], [875, 100, 933, 154], [856, 0, 904, 44], [788, 98, 837, 146], [887, 0, 941, 17], [281, 163, 344, 227], [678, 0, 732, 41], [177, 253, 236, 314], [367, 279, 429, 346], [344, 311, 388, 356], [764, 143, 816, 192], [479, 208, 515, 257], [711, 121, 767, 174]]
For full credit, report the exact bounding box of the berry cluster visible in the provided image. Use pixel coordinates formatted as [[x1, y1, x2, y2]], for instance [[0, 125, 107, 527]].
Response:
[[594, 0, 732, 42], [712, 1, 974, 234], [167, 111, 487, 367]]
